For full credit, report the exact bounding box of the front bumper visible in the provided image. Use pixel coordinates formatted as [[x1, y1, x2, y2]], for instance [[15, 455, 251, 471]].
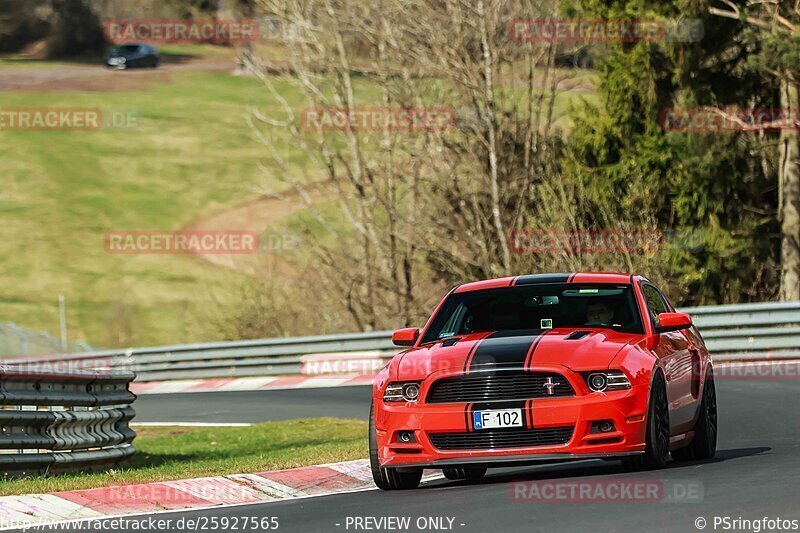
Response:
[[106, 57, 127, 68], [374, 366, 649, 468]]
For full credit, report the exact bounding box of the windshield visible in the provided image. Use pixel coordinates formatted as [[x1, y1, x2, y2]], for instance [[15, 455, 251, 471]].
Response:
[[420, 283, 643, 343], [115, 45, 140, 53]]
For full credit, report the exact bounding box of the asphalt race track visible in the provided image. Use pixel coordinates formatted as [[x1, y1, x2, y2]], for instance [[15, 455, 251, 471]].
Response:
[[27, 378, 800, 533], [134, 386, 373, 423]]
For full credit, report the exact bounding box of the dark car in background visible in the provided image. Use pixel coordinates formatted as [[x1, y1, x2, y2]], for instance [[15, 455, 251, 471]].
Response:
[[105, 43, 159, 69]]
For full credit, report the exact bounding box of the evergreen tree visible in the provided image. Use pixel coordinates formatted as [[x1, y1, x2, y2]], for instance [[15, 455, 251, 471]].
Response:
[[567, 0, 778, 304], [709, 1, 800, 300]]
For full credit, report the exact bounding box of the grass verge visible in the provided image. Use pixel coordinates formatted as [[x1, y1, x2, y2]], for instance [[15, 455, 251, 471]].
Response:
[[0, 418, 368, 497], [0, 69, 318, 348]]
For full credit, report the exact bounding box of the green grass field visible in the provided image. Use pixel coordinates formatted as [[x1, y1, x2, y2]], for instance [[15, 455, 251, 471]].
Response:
[[0, 49, 597, 350], [0, 65, 318, 349], [0, 418, 367, 496]]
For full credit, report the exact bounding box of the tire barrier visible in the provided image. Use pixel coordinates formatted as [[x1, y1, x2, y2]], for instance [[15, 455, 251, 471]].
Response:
[[0, 367, 136, 477]]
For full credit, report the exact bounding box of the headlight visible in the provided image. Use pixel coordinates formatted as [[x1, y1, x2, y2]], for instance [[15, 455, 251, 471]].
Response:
[[383, 382, 421, 402], [587, 373, 607, 391], [585, 370, 630, 392]]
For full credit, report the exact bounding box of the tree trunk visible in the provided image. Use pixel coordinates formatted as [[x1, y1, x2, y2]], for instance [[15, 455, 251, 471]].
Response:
[[234, 0, 256, 76], [779, 74, 800, 300]]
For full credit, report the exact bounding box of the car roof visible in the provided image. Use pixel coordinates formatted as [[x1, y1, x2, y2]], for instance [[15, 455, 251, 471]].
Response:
[[116, 43, 154, 48], [453, 272, 647, 293]]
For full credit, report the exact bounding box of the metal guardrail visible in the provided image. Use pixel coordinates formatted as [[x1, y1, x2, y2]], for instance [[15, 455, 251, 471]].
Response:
[[0, 367, 136, 477], [9, 332, 398, 382], [687, 301, 800, 360], [10, 302, 800, 382]]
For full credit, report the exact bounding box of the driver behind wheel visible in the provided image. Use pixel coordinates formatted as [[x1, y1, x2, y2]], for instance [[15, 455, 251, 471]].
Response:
[[585, 300, 614, 325]]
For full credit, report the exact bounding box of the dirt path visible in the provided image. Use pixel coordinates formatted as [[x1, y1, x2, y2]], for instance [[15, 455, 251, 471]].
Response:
[[184, 182, 333, 276]]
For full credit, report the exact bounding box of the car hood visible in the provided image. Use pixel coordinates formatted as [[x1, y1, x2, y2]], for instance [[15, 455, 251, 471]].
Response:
[[395, 328, 641, 379]]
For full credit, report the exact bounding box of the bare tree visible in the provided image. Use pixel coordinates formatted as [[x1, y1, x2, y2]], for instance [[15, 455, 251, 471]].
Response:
[[244, 0, 665, 332]]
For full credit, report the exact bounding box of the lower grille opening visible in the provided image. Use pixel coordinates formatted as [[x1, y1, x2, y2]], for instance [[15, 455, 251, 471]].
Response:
[[586, 437, 622, 446], [428, 426, 574, 451]]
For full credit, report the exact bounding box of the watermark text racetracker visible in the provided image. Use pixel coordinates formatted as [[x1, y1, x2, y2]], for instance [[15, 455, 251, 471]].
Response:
[[511, 479, 703, 503], [714, 361, 800, 381], [104, 20, 259, 44], [301, 107, 454, 132], [0, 108, 139, 131], [0, 357, 114, 376], [104, 230, 258, 255], [508, 18, 703, 43], [510, 229, 663, 255], [301, 353, 388, 376], [661, 108, 800, 132]]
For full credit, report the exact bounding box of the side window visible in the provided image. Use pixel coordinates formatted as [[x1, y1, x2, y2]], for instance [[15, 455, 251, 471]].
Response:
[[642, 284, 667, 325], [439, 302, 466, 338]]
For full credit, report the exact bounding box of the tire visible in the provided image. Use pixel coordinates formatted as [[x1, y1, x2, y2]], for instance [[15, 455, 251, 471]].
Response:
[[369, 403, 422, 490], [442, 466, 487, 483], [623, 371, 670, 471], [672, 367, 717, 461]]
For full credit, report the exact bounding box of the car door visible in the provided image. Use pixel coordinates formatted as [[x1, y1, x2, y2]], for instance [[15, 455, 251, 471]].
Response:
[[662, 292, 706, 423], [131, 45, 146, 67], [640, 283, 695, 433]]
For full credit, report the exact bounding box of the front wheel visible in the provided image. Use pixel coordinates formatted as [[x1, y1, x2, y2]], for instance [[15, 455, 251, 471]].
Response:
[[369, 403, 422, 490], [623, 371, 670, 471], [672, 367, 717, 461]]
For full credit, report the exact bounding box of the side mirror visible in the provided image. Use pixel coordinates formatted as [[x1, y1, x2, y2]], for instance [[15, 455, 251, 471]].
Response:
[[392, 327, 419, 347], [655, 312, 692, 333]]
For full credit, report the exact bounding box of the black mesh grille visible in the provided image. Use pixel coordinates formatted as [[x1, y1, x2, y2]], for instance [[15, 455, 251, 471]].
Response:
[[426, 371, 574, 403], [428, 426, 574, 451]]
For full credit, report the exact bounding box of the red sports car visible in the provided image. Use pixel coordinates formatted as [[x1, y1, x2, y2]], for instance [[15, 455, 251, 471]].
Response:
[[370, 273, 717, 489]]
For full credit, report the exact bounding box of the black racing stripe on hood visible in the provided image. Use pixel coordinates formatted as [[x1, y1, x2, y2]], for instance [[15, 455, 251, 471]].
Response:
[[523, 329, 549, 367], [514, 273, 571, 285], [461, 336, 487, 373], [467, 330, 542, 371]]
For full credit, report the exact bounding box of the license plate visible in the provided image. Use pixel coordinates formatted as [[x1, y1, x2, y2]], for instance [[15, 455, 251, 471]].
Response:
[[473, 408, 523, 430]]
